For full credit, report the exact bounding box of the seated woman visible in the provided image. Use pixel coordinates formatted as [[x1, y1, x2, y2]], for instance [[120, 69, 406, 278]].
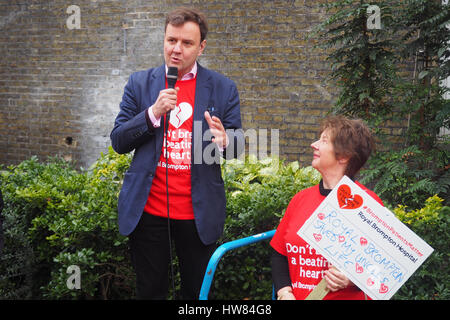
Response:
[[270, 115, 383, 300]]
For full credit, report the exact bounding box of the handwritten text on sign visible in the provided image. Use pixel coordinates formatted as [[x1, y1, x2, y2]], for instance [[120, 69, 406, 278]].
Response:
[[297, 176, 433, 300]]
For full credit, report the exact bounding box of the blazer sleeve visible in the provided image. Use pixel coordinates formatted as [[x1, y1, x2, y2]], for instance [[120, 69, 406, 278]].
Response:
[[110, 73, 157, 154]]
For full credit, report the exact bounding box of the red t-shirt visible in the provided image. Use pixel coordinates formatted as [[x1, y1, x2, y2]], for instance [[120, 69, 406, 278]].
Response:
[[144, 77, 197, 220], [270, 181, 383, 300]]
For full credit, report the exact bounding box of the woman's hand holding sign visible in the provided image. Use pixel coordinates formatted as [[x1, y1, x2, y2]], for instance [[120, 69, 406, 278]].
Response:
[[324, 265, 353, 292]]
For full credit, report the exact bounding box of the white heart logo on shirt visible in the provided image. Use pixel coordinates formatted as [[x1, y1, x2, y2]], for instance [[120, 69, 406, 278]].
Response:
[[169, 102, 193, 129]]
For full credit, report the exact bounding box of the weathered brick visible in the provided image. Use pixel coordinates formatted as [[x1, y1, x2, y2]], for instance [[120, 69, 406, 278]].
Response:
[[0, 0, 393, 169]]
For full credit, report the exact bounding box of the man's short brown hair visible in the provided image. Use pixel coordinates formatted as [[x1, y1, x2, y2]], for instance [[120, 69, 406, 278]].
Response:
[[320, 115, 375, 178], [165, 7, 208, 43]]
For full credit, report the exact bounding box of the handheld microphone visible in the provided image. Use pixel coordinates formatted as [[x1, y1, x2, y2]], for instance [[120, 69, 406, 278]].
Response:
[[166, 67, 178, 123]]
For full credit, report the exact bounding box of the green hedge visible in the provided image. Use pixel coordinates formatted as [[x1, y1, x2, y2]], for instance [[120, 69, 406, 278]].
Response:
[[0, 150, 133, 299], [0, 149, 448, 299], [392, 196, 449, 300]]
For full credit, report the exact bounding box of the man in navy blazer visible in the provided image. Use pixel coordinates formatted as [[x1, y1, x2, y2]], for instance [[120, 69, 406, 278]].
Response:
[[111, 8, 243, 299]]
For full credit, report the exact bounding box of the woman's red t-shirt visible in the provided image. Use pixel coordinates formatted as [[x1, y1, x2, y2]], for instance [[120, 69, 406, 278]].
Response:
[[270, 181, 383, 300]]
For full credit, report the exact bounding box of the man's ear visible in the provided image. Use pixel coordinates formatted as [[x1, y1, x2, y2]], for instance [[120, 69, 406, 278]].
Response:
[[198, 40, 206, 56]]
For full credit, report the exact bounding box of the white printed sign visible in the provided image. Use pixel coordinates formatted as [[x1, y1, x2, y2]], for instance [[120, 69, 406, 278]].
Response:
[[297, 176, 434, 300]]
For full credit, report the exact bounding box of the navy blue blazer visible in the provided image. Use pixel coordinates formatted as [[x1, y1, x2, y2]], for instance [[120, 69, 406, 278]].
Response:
[[111, 64, 243, 245]]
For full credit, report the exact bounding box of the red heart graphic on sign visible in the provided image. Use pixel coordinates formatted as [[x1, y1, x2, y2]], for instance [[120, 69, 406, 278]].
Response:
[[367, 278, 375, 287], [337, 184, 363, 209], [360, 237, 368, 246], [355, 263, 363, 273], [317, 212, 325, 220], [379, 283, 389, 294], [338, 235, 345, 243], [313, 233, 322, 242]]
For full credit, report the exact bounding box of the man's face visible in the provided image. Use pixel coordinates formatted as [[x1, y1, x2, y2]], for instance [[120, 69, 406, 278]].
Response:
[[164, 21, 206, 79]]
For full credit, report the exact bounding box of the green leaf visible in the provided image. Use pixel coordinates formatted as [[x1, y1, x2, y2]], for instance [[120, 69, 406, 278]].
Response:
[[418, 70, 429, 79]]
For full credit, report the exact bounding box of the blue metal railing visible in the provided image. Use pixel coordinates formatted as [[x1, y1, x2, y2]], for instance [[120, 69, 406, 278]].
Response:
[[199, 229, 276, 300]]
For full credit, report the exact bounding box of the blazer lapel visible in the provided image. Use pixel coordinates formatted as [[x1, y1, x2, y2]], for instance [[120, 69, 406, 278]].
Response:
[[191, 64, 213, 165], [193, 63, 212, 123], [150, 65, 166, 105]]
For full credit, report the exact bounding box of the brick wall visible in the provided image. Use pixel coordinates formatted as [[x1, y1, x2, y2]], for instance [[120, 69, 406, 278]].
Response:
[[0, 0, 336, 168]]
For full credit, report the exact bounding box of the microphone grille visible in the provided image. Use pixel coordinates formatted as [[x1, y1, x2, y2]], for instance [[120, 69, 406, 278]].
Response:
[[167, 66, 178, 79]]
